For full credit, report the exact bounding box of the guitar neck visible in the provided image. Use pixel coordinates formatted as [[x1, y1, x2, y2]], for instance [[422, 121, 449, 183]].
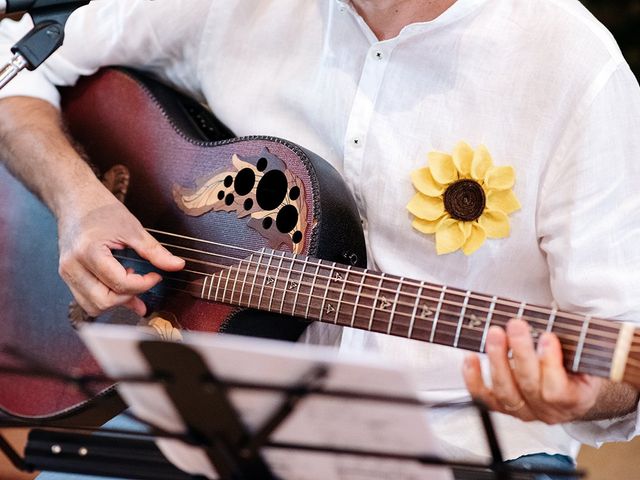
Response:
[[193, 248, 632, 383]]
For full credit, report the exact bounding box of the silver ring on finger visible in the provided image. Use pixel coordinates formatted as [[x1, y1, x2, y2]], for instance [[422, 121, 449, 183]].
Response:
[[502, 399, 526, 412]]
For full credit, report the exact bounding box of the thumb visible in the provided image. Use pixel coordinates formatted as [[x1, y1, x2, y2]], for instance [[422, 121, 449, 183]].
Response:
[[131, 231, 185, 272]]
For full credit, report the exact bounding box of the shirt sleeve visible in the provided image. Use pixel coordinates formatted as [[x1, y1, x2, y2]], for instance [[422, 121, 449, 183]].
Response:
[[0, 0, 210, 107], [536, 61, 640, 445]]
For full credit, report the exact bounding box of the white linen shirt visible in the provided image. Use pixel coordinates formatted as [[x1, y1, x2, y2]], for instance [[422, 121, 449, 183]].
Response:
[[2, 0, 640, 464]]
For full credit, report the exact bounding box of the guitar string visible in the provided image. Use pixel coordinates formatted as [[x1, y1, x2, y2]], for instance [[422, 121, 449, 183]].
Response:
[[114, 254, 622, 366], [138, 280, 619, 373], [116, 242, 622, 344], [120, 251, 610, 342], [146, 228, 622, 335], [135, 235, 622, 342]]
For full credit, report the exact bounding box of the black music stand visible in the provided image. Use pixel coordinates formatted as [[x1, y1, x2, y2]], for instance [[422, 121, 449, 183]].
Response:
[[0, 335, 582, 480]]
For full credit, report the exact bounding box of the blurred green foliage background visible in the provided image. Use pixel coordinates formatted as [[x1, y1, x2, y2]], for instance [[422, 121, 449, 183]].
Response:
[[583, 0, 640, 78]]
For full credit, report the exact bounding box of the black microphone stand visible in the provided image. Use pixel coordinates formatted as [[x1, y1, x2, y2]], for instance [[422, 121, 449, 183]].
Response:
[[0, 0, 90, 89]]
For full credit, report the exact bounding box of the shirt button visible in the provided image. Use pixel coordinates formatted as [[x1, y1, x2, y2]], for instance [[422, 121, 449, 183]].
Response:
[[352, 137, 361, 147], [373, 50, 384, 60]]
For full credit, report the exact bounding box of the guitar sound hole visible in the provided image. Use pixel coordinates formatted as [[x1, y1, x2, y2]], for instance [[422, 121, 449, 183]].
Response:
[[276, 204, 299, 233], [234, 168, 255, 196], [256, 170, 288, 210]]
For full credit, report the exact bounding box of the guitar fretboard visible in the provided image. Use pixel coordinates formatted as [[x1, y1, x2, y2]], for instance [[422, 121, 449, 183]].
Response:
[[191, 249, 621, 380]]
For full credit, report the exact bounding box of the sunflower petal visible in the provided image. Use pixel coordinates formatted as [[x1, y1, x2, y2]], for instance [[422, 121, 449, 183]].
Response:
[[412, 217, 444, 234], [435, 218, 466, 255], [485, 166, 515, 190], [478, 209, 510, 238], [428, 152, 458, 184], [407, 193, 445, 221], [471, 145, 493, 182], [486, 189, 521, 214], [453, 142, 474, 177], [411, 167, 445, 196], [460, 221, 472, 241], [462, 223, 487, 255]]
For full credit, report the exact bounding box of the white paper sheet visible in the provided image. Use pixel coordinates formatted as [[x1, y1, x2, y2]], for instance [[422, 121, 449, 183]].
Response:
[[80, 324, 452, 480]]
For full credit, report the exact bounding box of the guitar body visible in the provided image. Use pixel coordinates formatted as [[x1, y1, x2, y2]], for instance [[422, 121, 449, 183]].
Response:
[[0, 69, 366, 419]]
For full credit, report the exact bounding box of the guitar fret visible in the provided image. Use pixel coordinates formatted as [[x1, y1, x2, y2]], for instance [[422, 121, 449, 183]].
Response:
[[546, 306, 557, 333], [220, 265, 233, 303], [207, 273, 215, 300], [291, 256, 308, 318], [247, 248, 266, 307], [257, 251, 276, 309], [238, 254, 253, 307], [214, 267, 224, 301], [430, 286, 447, 343], [318, 262, 336, 321], [201, 275, 208, 300], [229, 261, 243, 305], [350, 271, 367, 328], [279, 254, 296, 314], [268, 252, 287, 312], [573, 316, 591, 372], [334, 266, 352, 324], [368, 273, 386, 331], [480, 296, 497, 353], [304, 261, 322, 319], [407, 282, 425, 339], [386, 277, 403, 335], [453, 291, 471, 348], [517, 301, 527, 319]]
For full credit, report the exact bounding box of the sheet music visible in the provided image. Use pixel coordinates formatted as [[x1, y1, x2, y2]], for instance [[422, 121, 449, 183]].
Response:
[[81, 324, 452, 480]]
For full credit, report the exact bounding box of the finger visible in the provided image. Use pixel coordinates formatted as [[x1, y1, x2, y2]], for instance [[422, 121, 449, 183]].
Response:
[[463, 354, 501, 411], [121, 296, 147, 317], [539, 332, 572, 405], [64, 264, 141, 316], [129, 230, 185, 272], [507, 319, 541, 401], [485, 326, 534, 419], [84, 244, 163, 295]]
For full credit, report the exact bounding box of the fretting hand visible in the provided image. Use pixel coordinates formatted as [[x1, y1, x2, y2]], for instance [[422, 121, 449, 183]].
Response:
[[463, 318, 639, 423]]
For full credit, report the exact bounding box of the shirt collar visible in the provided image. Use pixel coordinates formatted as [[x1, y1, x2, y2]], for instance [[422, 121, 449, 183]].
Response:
[[335, 0, 489, 36]]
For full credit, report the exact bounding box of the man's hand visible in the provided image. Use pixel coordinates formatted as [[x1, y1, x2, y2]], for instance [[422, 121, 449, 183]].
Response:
[[463, 319, 639, 424], [0, 96, 185, 318], [57, 189, 185, 317]]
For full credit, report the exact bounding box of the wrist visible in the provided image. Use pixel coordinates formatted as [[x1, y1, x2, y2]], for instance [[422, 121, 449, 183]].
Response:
[[580, 381, 639, 421]]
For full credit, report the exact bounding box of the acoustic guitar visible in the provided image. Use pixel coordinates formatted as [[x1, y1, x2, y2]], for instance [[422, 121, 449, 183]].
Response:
[[0, 69, 637, 422]]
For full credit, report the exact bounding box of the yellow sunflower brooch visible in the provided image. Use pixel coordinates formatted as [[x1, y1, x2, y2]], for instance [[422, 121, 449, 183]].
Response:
[[407, 141, 521, 256]]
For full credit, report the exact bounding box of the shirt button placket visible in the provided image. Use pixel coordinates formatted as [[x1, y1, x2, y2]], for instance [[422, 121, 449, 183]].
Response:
[[343, 42, 393, 214]]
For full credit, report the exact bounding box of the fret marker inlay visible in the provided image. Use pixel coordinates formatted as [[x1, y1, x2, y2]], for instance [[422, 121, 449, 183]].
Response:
[[378, 297, 391, 310], [421, 305, 433, 318], [468, 314, 482, 329]]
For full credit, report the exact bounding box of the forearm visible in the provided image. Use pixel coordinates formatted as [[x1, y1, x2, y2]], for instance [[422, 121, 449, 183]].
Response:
[[0, 96, 108, 219], [580, 381, 639, 421]]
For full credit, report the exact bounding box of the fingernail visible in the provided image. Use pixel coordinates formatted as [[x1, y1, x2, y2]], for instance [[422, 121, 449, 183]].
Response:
[[537, 334, 551, 355]]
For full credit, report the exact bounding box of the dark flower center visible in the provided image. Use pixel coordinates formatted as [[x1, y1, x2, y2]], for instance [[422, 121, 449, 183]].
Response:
[[443, 179, 486, 221]]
